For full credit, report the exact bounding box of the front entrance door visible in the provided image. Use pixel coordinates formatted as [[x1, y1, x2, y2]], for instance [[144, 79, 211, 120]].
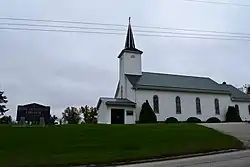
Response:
[[111, 109, 125, 124]]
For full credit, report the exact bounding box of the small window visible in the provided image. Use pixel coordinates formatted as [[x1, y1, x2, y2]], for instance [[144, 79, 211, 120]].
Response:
[[235, 104, 239, 114], [153, 95, 159, 113], [130, 55, 135, 58], [126, 111, 133, 116], [215, 99, 220, 115], [196, 97, 201, 115], [176, 96, 181, 114]]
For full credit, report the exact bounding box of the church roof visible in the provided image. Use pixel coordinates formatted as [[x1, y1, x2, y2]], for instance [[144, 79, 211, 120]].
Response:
[[126, 72, 231, 94], [126, 72, 250, 101], [220, 84, 250, 102]]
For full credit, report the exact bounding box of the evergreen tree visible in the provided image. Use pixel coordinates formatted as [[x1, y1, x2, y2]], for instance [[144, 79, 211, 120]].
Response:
[[139, 100, 157, 124], [226, 106, 242, 122]]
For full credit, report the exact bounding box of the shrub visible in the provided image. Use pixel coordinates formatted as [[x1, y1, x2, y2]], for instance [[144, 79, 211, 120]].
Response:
[[206, 117, 221, 123], [226, 106, 242, 122], [139, 100, 157, 124], [0, 116, 12, 124], [165, 117, 178, 123], [186, 117, 201, 123]]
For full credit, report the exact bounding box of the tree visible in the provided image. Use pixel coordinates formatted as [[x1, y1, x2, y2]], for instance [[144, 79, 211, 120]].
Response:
[[139, 100, 157, 124], [79, 105, 97, 124], [0, 115, 12, 124], [49, 115, 58, 125], [62, 107, 81, 124], [0, 91, 8, 115], [226, 106, 242, 122]]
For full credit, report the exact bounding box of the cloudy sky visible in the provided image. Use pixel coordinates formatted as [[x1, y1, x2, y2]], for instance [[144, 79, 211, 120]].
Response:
[[0, 0, 250, 118]]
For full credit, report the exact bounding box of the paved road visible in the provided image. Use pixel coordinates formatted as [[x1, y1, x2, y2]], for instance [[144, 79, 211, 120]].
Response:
[[118, 150, 250, 167], [200, 123, 250, 148]]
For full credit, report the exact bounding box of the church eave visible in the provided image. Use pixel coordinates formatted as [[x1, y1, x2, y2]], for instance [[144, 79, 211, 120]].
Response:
[[132, 85, 231, 95], [117, 48, 143, 58], [231, 97, 250, 102]]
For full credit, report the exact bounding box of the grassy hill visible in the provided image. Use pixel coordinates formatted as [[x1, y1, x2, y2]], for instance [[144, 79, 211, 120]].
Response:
[[0, 124, 243, 167]]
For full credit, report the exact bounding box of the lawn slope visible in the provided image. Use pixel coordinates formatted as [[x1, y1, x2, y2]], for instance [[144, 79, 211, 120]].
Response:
[[0, 124, 243, 167]]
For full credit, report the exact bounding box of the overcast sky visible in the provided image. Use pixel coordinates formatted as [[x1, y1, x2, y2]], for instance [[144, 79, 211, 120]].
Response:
[[0, 0, 250, 118]]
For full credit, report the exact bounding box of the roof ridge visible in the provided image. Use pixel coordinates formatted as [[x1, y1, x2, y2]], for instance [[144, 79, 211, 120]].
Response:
[[142, 71, 210, 79]]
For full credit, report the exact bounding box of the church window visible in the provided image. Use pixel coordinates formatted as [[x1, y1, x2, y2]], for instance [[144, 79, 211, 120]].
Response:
[[153, 95, 159, 113], [214, 99, 220, 115], [121, 85, 123, 98], [235, 104, 239, 114], [176, 96, 181, 114], [196, 97, 201, 115], [248, 105, 250, 115]]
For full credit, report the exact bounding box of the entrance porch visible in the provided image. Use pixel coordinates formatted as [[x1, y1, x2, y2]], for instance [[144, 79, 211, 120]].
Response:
[[96, 97, 136, 124]]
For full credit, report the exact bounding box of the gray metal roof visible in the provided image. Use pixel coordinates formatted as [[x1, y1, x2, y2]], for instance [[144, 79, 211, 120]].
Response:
[[97, 97, 136, 110], [126, 72, 231, 94], [220, 84, 250, 102]]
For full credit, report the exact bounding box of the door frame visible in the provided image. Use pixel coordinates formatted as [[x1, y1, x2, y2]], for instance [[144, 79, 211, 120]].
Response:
[[111, 108, 125, 124]]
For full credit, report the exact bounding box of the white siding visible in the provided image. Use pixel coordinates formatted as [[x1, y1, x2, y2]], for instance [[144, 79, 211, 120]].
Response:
[[118, 51, 142, 99], [134, 90, 232, 122], [125, 77, 136, 102], [97, 101, 109, 124], [121, 52, 142, 76], [231, 102, 250, 121]]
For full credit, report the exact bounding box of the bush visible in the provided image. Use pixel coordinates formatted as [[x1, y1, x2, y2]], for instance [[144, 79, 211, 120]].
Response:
[[186, 117, 201, 123], [139, 100, 157, 124], [0, 116, 12, 124], [165, 117, 178, 123], [206, 117, 221, 123], [226, 106, 242, 122]]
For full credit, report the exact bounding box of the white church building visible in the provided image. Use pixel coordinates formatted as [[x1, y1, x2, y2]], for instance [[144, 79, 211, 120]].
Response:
[[97, 21, 250, 124]]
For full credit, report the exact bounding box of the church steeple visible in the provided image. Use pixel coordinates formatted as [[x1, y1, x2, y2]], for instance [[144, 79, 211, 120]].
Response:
[[125, 17, 136, 49], [118, 18, 143, 58]]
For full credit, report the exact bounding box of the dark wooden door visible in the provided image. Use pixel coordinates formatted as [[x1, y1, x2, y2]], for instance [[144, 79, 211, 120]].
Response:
[[111, 109, 124, 124]]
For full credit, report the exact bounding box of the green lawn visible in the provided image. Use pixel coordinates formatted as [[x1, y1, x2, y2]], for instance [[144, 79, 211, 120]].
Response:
[[0, 124, 243, 167]]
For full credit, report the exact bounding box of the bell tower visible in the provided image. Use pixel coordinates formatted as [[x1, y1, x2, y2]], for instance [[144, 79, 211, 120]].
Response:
[[118, 18, 143, 98]]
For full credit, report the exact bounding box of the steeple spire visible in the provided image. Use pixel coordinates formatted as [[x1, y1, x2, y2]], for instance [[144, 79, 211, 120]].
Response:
[[118, 17, 143, 58], [125, 17, 136, 49]]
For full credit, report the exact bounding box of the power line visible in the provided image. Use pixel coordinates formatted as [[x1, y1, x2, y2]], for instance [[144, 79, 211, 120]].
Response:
[[182, 0, 250, 7], [0, 17, 250, 36], [1, 27, 250, 42], [1, 22, 250, 39]]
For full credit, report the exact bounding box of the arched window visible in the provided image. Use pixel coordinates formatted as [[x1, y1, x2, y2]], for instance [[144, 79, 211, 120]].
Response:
[[235, 104, 239, 114], [214, 99, 220, 115], [196, 97, 201, 115], [248, 105, 250, 115], [153, 95, 159, 113], [176, 96, 181, 114]]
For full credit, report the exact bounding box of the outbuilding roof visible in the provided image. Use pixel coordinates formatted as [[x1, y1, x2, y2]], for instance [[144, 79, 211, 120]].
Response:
[[97, 97, 136, 110]]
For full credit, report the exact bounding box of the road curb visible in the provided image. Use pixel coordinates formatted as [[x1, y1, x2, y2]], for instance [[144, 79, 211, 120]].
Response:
[[76, 148, 247, 167]]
